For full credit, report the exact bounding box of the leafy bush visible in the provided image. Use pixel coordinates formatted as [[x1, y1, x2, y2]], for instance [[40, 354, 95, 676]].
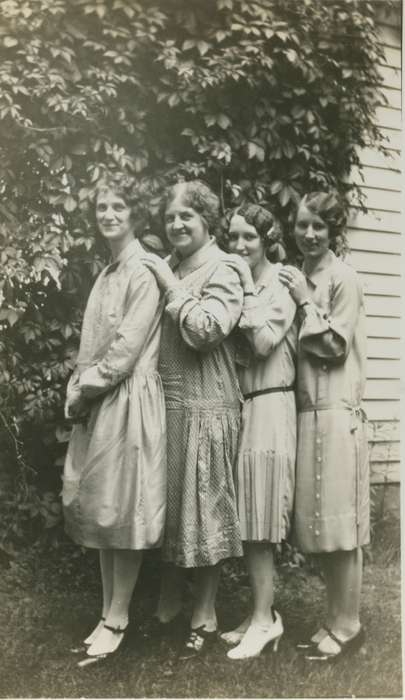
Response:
[[0, 0, 386, 545]]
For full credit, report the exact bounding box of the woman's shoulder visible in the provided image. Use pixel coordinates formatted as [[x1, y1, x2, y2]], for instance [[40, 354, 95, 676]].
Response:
[[330, 255, 361, 288]]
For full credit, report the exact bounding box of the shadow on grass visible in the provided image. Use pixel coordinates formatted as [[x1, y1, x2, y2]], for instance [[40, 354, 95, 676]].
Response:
[[0, 514, 401, 698]]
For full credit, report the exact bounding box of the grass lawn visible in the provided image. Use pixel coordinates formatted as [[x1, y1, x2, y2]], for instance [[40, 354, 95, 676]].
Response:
[[0, 514, 401, 699]]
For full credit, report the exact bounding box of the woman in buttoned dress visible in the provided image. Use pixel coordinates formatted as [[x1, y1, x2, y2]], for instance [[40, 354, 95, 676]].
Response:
[[141, 180, 250, 657], [279, 191, 369, 661], [219, 204, 297, 659], [62, 173, 166, 660]]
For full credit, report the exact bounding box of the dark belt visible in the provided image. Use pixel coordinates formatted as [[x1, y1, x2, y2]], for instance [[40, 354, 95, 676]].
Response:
[[243, 384, 295, 400]]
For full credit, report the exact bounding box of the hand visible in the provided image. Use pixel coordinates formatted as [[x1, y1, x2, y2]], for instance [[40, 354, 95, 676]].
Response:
[[141, 254, 177, 293], [225, 254, 256, 295], [65, 391, 89, 421], [278, 265, 308, 305]]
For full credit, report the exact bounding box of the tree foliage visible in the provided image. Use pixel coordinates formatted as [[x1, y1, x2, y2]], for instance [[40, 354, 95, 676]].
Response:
[[0, 0, 386, 544]]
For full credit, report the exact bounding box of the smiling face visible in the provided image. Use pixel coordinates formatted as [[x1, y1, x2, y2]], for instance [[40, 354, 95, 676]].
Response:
[[227, 213, 266, 271], [294, 204, 330, 262], [95, 189, 134, 248], [164, 190, 210, 258]]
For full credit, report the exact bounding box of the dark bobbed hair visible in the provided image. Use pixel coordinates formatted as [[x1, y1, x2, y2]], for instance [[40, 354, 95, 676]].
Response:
[[161, 180, 220, 235], [292, 191, 348, 254], [224, 203, 286, 262]]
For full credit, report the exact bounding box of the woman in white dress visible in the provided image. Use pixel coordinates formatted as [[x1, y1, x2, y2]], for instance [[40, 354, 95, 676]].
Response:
[[279, 191, 369, 661], [63, 173, 166, 661], [221, 204, 297, 659]]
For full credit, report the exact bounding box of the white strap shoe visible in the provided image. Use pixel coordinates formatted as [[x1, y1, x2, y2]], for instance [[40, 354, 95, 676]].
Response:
[[227, 609, 283, 660]]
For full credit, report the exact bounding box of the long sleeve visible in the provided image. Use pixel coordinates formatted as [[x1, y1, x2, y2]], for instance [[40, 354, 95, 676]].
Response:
[[300, 266, 363, 361], [239, 283, 297, 359], [165, 263, 244, 352], [79, 267, 161, 396]]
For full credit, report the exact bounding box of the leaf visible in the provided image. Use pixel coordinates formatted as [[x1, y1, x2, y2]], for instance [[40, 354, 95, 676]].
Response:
[[279, 186, 291, 207], [4, 36, 18, 47], [63, 196, 77, 212], [217, 114, 231, 129], [197, 41, 210, 56]]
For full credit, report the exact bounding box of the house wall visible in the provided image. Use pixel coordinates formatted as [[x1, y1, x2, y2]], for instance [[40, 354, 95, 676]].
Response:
[[346, 11, 401, 490]]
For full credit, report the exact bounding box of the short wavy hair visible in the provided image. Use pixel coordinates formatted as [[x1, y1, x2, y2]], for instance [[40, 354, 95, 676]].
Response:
[[94, 171, 138, 211], [292, 191, 348, 254], [162, 180, 220, 235], [224, 203, 286, 262]]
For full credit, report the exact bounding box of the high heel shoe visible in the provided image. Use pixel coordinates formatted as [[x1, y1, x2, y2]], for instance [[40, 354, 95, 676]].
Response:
[[220, 616, 251, 646], [296, 626, 328, 650], [305, 627, 365, 662], [227, 608, 283, 660], [70, 617, 106, 654], [78, 623, 128, 667]]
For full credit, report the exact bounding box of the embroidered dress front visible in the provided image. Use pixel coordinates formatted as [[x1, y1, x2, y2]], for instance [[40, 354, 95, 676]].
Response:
[[159, 239, 244, 567], [294, 251, 370, 553], [63, 240, 166, 550]]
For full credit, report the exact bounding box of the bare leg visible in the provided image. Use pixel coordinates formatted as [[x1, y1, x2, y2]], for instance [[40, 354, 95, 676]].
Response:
[[227, 543, 283, 659], [317, 548, 362, 655], [246, 542, 274, 626], [87, 549, 143, 656], [156, 564, 185, 623], [84, 550, 113, 645], [191, 564, 220, 631]]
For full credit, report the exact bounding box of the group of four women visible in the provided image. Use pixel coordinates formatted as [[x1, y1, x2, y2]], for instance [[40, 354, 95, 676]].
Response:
[[63, 176, 369, 665]]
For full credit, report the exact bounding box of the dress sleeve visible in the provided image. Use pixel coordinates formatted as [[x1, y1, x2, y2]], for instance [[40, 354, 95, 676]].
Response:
[[165, 262, 244, 351], [239, 284, 297, 359], [299, 266, 363, 360], [79, 267, 161, 396]]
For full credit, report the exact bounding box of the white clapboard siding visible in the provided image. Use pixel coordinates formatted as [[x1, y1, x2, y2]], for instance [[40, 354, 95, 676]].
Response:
[[363, 295, 401, 318], [356, 146, 400, 170], [349, 187, 400, 212], [368, 420, 400, 442], [380, 86, 401, 109], [365, 316, 400, 340], [348, 249, 400, 275], [348, 208, 401, 233], [379, 127, 401, 152], [367, 359, 401, 379], [370, 462, 400, 484], [363, 400, 400, 422], [367, 337, 400, 360], [358, 271, 400, 296], [377, 64, 401, 89], [351, 165, 401, 191], [375, 105, 401, 130], [348, 230, 400, 254], [348, 11, 401, 483]]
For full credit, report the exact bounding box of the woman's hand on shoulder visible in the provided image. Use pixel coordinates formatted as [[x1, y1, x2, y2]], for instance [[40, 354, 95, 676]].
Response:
[[278, 265, 308, 305], [224, 254, 256, 295], [140, 253, 177, 293]]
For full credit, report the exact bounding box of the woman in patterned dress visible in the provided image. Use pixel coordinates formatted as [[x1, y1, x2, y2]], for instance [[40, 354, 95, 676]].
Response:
[[279, 191, 369, 661], [63, 173, 166, 660], [219, 204, 297, 659], [142, 180, 251, 657]]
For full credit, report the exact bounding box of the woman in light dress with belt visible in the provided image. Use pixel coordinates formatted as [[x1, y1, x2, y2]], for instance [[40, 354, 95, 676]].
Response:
[[142, 180, 251, 657], [219, 203, 297, 659], [279, 191, 369, 661], [63, 173, 166, 662]]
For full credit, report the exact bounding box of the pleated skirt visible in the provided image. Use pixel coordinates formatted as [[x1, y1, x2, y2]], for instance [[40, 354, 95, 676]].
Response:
[[235, 392, 296, 543]]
